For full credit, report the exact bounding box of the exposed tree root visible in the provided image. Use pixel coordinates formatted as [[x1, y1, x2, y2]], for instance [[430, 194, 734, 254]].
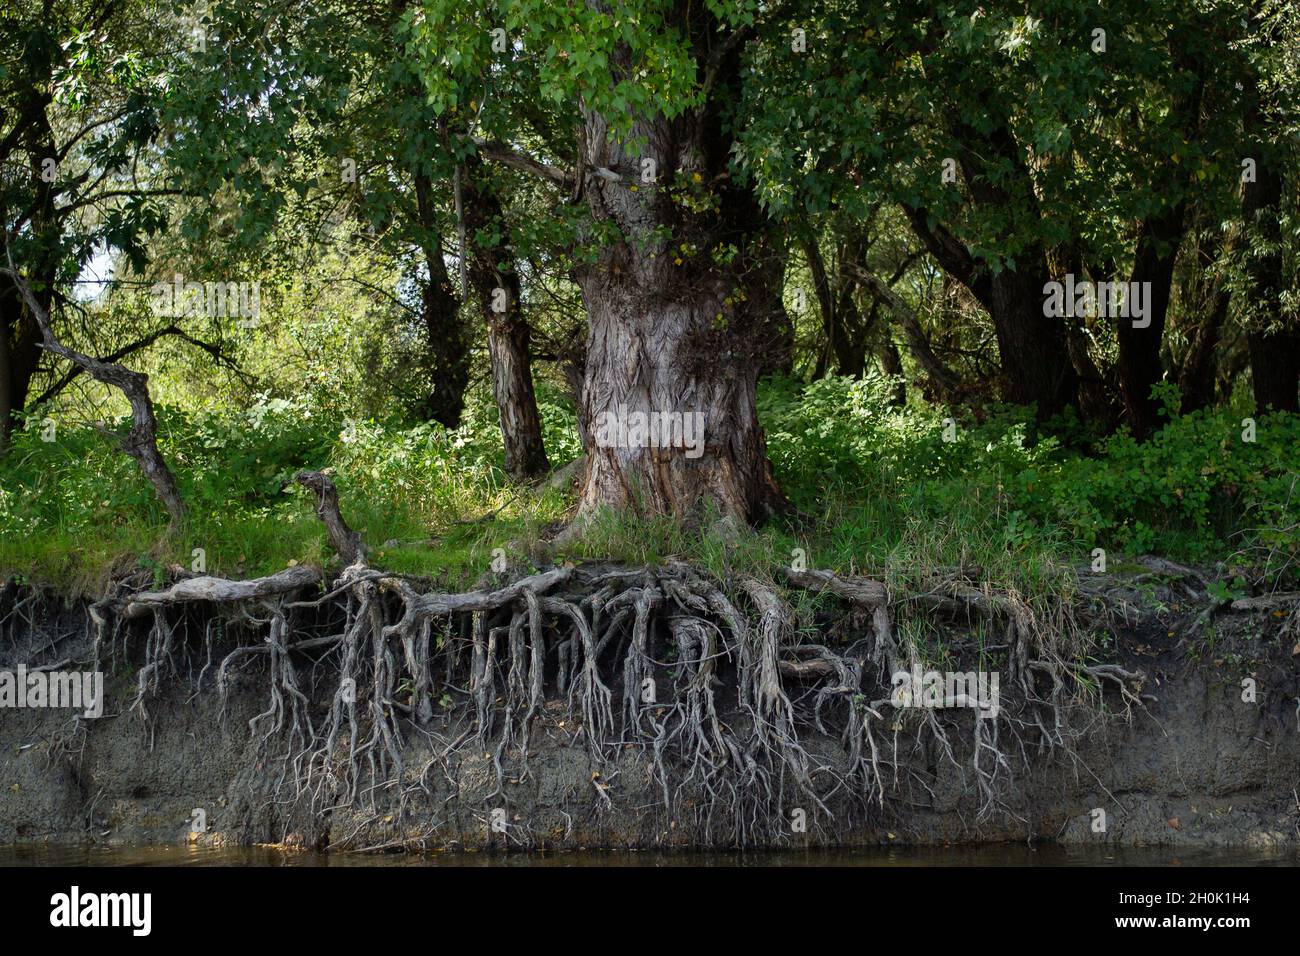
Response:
[[94, 554, 1147, 849]]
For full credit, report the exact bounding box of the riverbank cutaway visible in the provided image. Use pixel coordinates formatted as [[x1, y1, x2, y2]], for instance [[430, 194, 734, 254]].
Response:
[[1, 560, 1297, 852]]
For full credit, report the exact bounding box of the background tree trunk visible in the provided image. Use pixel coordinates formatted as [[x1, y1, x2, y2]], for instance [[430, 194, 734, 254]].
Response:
[[1118, 201, 1186, 438], [903, 206, 1076, 423], [1, 281, 49, 448], [873, 310, 908, 407], [413, 171, 470, 428], [804, 237, 865, 377], [1242, 155, 1298, 413], [484, 297, 551, 480], [751, 239, 795, 378], [984, 266, 1078, 422], [0, 325, 11, 453], [848, 261, 959, 401], [913, 120, 1080, 424], [462, 164, 550, 481], [1177, 228, 1231, 413]]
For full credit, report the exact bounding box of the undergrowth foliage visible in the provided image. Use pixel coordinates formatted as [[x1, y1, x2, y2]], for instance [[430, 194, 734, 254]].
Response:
[[1, 376, 1296, 591]]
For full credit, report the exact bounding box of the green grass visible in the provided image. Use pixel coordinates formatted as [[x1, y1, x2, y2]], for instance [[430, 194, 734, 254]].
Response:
[[1, 374, 1296, 597]]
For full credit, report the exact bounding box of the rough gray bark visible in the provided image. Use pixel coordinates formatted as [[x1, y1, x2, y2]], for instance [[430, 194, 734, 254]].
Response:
[[570, 12, 785, 523], [120, 566, 322, 619], [485, 302, 551, 481], [295, 471, 363, 565], [576, 268, 784, 522]]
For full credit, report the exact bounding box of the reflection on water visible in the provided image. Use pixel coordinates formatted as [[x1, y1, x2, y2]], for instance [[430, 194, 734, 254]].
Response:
[[1, 843, 1295, 867]]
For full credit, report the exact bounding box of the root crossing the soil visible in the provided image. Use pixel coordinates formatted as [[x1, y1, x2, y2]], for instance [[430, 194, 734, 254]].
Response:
[[84, 547, 1145, 850]]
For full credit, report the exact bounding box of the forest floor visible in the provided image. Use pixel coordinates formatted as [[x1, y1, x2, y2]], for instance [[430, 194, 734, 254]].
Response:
[[1, 378, 1296, 600]]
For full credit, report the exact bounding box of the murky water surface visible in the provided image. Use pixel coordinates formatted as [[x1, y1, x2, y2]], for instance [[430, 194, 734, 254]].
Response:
[[1, 844, 1294, 866]]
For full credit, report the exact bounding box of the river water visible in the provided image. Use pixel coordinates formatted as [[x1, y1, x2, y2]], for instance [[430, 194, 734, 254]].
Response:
[[1, 844, 1295, 866]]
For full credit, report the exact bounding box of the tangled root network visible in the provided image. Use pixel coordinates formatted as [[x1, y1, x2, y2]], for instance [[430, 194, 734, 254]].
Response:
[[91, 554, 1145, 849]]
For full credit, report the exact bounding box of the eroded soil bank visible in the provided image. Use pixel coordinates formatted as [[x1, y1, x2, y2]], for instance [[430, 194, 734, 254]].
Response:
[[1, 569, 1297, 852]]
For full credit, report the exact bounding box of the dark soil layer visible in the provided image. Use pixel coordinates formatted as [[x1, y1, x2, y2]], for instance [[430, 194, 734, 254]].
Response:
[[1, 571, 1297, 852]]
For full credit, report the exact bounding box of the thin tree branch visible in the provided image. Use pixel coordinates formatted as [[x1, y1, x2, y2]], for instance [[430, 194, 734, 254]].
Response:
[[844, 261, 962, 398], [30, 323, 248, 408]]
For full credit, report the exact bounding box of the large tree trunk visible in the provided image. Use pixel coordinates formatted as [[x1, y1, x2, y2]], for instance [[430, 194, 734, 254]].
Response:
[[1, 72, 61, 449], [577, 270, 785, 523], [1117, 55, 1203, 436], [1249, 329, 1300, 413], [462, 165, 550, 482], [2, 92, 58, 449], [572, 23, 785, 523]]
